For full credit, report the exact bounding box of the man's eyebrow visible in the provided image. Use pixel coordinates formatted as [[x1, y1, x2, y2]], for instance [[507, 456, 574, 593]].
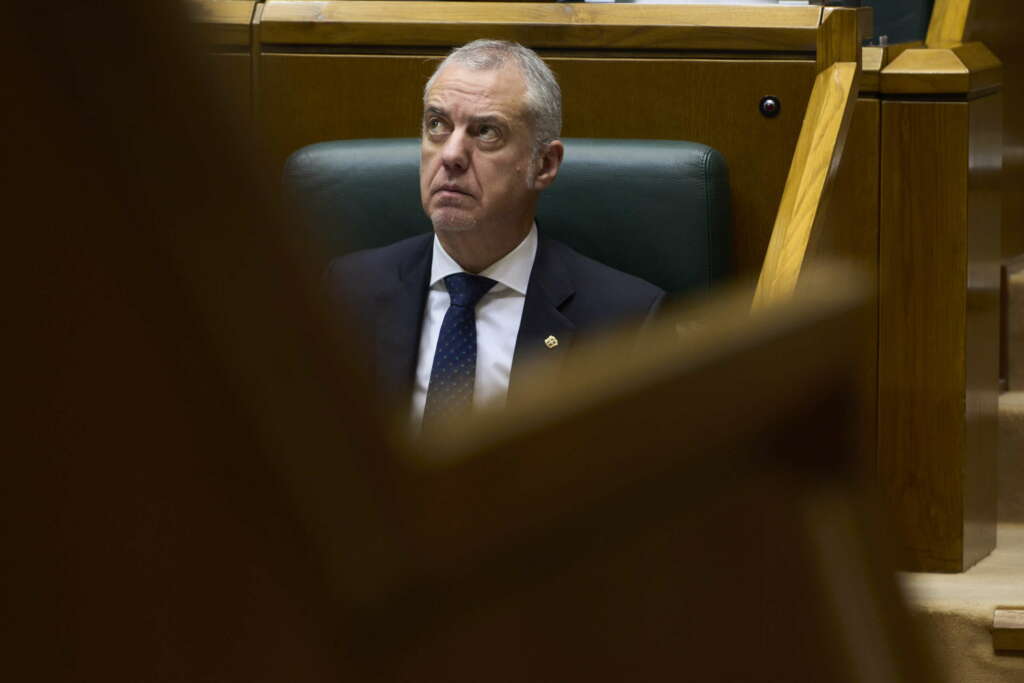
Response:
[[468, 114, 508, 127], [423, 105, 448, 118]]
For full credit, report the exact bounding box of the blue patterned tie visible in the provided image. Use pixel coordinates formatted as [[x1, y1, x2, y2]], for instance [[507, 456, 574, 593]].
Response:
[[422, 272, 497, 425]]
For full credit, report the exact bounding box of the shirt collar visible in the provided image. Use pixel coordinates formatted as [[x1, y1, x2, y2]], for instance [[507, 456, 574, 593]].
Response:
[[429, 223, 537, 295]]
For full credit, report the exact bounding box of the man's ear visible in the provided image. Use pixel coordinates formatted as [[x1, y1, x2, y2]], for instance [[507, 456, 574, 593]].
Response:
[[531, 139, 564, 191]]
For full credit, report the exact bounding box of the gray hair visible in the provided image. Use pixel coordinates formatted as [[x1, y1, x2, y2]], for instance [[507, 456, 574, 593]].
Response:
[[423, 39, 562, 151]]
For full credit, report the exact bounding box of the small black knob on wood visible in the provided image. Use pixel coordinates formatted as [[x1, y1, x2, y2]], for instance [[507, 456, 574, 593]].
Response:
[[759, 96, 781, 118]]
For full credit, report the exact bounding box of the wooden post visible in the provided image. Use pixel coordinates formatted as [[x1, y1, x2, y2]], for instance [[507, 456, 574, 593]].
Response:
[[878, 41, 1002, 571]]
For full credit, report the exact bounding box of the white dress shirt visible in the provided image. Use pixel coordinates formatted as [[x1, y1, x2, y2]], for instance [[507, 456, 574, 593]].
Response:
[[411, 224, 538, 424]]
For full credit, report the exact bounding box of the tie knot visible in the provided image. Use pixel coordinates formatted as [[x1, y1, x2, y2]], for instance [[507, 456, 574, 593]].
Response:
[[444, 273, 496, 308]]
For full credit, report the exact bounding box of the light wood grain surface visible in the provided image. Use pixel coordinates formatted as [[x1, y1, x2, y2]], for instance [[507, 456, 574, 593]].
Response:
[[862, 46, 884, 92], [926, 0, 972, 48], [860, 41, 924, 92], [259, 1, 823, 52], [880, 42, 1002, 95], [187, 0, 255, 47], [753, 62, 858, 308]]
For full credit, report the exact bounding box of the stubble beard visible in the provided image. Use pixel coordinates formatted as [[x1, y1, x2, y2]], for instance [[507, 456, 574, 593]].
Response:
[[430, 208, 479, 234]]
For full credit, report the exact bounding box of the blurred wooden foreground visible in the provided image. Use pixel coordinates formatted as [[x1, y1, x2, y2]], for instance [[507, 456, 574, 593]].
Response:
[[3, 2, 945, 682]]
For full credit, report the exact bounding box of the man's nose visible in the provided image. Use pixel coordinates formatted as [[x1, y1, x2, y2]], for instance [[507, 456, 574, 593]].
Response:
[[440, 128, 470, 172]]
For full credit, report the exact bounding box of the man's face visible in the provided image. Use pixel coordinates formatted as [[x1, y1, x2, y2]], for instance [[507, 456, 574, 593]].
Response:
[[420, 63, 539, 238]]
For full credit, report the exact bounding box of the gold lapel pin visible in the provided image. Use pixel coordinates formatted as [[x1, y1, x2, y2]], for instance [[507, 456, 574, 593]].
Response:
[[544, 335, 558, 349]]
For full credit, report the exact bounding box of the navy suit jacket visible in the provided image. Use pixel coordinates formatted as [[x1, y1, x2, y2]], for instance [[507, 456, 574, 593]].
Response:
[[326, 232, 665, 408]]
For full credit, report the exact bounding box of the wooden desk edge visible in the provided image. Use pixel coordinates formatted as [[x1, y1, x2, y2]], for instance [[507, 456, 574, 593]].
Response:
[[257, 1, 824, 52]]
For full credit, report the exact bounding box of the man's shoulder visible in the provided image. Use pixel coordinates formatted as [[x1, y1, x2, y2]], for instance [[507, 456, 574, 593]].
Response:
[[326, 232, 432, 288], [541, 237, 665, 313]]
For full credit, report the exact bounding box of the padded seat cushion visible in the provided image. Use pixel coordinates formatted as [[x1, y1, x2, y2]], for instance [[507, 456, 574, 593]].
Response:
[[284, 138, 730, 296]]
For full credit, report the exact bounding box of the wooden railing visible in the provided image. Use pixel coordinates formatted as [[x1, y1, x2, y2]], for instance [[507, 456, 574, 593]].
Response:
[[752, 9, 861, 309]]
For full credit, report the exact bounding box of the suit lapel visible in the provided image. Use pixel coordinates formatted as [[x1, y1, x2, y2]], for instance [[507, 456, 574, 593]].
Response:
[[375, 235, 432, 401], [509, 238, 576, 401]]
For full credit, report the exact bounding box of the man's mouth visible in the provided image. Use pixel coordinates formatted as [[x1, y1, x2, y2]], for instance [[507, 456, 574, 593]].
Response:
[[435, 184, 471, 197]]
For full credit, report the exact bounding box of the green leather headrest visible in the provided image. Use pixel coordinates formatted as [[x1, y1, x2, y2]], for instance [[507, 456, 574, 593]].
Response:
[[284, 138, 730, 296]]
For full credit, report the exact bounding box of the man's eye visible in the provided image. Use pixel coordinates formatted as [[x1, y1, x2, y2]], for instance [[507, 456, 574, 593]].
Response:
[[478, 124, 500, 141], [426, 118, 448, 134]]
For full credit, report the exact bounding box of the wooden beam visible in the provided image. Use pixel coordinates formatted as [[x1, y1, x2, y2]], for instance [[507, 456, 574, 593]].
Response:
[[752, 61, 859, 309], [754, 8, 861, 308], [926, 0, 973, 48]]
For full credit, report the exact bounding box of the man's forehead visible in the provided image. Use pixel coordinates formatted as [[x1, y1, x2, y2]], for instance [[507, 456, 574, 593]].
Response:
[[424, 63, 527, 111]]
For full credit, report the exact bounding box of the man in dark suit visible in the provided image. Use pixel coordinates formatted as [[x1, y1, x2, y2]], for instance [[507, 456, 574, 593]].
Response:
[[328, 40, 663, 427]]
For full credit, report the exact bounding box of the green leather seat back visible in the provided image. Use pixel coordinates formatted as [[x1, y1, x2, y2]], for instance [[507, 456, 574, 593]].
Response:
[[283, 138, 730, 296]]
